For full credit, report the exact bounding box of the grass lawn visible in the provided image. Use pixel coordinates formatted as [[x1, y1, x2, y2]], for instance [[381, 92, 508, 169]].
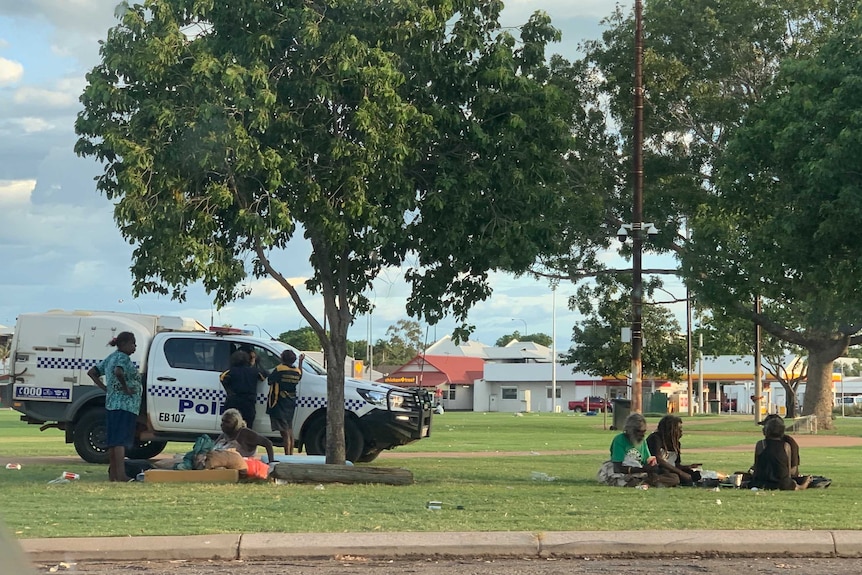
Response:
[[1, 408, 861, 538]]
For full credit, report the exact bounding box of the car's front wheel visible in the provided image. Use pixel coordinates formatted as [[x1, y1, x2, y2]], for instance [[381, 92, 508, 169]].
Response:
[[303, 415, 364, 463]]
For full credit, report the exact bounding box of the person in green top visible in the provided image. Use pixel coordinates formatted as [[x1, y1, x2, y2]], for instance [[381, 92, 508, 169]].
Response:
[[87, 331, 142, 482], [597, 413, 665, 487]]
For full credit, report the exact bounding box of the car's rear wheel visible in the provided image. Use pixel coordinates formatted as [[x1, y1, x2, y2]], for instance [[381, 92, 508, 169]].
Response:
[[73, 409, 109, 464]]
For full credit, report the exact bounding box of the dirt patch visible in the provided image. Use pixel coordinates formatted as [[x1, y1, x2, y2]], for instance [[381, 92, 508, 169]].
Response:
[[4, 432, 861, 467]]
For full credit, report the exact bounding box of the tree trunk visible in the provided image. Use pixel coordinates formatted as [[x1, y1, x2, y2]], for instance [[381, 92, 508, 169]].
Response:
[[802, 339, 847, 430], [784, 387, 797, 419], [271, 463, 413, 485], [324, 309, 348, 465]]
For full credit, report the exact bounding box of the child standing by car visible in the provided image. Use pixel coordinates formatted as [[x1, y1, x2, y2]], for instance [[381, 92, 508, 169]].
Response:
[[267, 350, 304, 455]]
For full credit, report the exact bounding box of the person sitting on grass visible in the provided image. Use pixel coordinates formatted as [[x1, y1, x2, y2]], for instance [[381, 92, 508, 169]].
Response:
[[214, 408, 275, 462], [757, 413, 800, 475], [750, 415, 811, 491], [646, 414, 702, 486], [598, 413, 676, 487]]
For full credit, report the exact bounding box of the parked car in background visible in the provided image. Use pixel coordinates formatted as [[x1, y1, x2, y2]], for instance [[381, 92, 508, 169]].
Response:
[[838, 396, 862, 406], [568, 396, 612, 412], [721, 397, 738, 412]]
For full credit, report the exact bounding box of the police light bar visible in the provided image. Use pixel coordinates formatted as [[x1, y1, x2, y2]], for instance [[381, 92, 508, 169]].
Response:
[[208, 326, 254, 336]]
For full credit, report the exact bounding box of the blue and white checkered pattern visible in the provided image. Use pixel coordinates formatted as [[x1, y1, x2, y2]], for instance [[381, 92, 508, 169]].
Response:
[[148, 385, 365, 412], [149, 385, 226, 402], [37, 357, 140, 369]]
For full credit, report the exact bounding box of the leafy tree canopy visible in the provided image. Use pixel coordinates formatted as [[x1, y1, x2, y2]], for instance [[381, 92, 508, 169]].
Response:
[[75, 0, 579, 461], [495, 332, 552, 347], [683, 10, 862, 426], [536, 0, 858, 425], [373, 319, 425, 366], [563, 276, 686, 381], [278, 327, 320, 352]]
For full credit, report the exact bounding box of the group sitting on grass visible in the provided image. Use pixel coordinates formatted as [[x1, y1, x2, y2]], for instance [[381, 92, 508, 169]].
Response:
[[598, 412, 829, 490]]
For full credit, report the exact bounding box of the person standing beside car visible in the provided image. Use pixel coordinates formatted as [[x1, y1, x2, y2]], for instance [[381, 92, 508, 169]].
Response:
[[87, 331, 141, 482], [220, 350, 260, 430], [266, 349, 304, 456]]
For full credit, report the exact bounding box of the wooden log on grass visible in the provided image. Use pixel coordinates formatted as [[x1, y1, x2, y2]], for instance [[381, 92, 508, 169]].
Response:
[[271, 463, 414, 485]]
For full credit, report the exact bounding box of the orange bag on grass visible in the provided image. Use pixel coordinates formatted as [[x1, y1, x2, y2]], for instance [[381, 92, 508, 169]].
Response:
[[243, 457, 270, 480]]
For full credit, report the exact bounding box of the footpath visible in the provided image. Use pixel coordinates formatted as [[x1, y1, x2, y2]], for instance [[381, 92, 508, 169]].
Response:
[[19, 530, 862, 562]]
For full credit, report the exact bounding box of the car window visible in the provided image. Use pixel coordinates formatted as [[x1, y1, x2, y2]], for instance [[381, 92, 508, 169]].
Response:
[[164, 338, 232, 372]]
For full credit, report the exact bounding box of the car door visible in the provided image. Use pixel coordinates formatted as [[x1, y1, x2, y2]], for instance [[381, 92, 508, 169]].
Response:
[[148, 335, 231, 433]]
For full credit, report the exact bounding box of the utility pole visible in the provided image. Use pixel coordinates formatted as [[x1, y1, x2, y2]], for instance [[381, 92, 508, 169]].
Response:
[[630, 0, 645, 414], [754, 296, 762, 422], [686, 284, 694, 416], [551, 283, 557, 412]]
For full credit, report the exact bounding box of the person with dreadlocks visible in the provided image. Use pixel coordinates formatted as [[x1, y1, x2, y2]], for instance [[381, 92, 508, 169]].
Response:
[[646, 415, 701, 486], [597, 413, 677, 487]]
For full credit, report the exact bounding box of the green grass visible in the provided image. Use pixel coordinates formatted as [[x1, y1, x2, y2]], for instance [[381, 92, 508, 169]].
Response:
[[2, 408, 861, 538]]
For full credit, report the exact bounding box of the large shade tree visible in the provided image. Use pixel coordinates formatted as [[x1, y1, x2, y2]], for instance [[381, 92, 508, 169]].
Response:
[[539, 0, 858, 422], [75, 0, 580, 462], [683, 11, 862, 428]]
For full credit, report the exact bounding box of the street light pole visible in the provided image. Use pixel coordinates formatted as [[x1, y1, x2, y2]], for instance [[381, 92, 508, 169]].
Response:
[[551, 284, 557, 413], [511, 318, 528, 336], [630, 0, 645, 414]]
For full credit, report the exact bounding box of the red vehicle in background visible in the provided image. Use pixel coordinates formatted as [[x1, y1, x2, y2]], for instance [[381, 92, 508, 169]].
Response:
[[568, 397, 612, 413]]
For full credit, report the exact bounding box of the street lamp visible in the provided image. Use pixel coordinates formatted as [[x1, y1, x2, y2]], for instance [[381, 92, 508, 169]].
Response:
[[511, 318, 528, 336], [117, 299, 142, 314]]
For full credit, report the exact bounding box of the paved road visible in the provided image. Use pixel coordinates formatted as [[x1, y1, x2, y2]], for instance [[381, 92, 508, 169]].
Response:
[[33, 557, 862, 575]]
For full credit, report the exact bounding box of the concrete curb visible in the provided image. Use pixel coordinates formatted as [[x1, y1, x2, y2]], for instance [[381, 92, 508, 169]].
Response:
[[23, 534, 240, 563], [20, 530, 862, 563], [241, 531, 539, 559]]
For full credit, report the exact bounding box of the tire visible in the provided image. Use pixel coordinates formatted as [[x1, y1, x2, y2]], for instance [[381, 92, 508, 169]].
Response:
[[128, 440, 168, 460], [356, 449, 381, 463], [304, 417, 326, 456], [574, 406, 584, 413], [73, 409, 109, 464], [302, 415, 365, 462]]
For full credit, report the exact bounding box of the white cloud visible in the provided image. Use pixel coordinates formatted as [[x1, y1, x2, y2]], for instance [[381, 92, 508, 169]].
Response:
[[68, 259, 109, 288], [0, 179, 35, 204], [0, 56, 23, 85], [13, 117, 54, 133], [12, 86, 76, 108], [247, 276, 309, 299]]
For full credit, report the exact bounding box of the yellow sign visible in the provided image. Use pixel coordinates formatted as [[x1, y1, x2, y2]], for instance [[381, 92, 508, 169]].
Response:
[[352, 360, 364, 377], [383, 375, 417, 384]]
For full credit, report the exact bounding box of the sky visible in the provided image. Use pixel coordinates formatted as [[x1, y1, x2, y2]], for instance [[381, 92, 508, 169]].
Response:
[[0, 0, 680, 352]]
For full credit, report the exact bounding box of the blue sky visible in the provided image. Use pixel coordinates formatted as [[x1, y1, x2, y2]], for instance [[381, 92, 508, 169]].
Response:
[[0, 0, 671, 350]]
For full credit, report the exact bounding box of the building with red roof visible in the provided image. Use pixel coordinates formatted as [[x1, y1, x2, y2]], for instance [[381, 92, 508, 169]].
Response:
[[380, 354, 485, 411]]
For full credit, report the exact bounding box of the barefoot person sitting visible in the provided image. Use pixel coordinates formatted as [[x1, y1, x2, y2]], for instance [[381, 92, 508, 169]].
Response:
[[750, 415, 811, 490]]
